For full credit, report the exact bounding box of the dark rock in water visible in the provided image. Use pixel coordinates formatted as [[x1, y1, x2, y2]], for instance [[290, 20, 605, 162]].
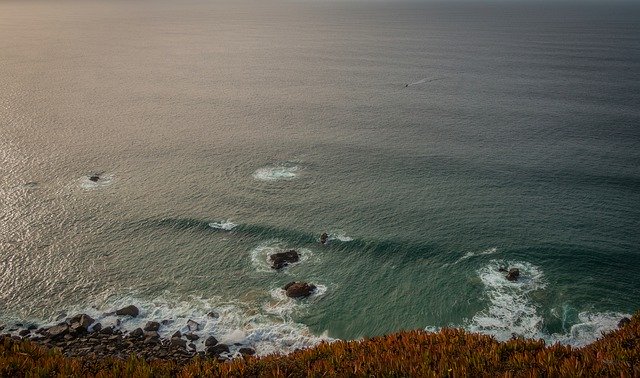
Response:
[[89, 175, 100, 182], [27, 324, 38, 331], [19, 329, 30, 337], [207, 311, 219, 318], [161, 319, 173, 326], [239, 347, 255, 356], [129, 328, 144, 338], [16, 323, 23, 327], [187, 319, 200, 332], [69, 314, 94, 333], [92, 323, 102, 332], [144, 321, 160, 332], [283, 282, 317, 298], [320, 232, 329, 245], [115, 305, 139, 317], [205, 336, 218, 347], [171, 331, 182, 339], [206, 344, 229, 356], [506, 268, 520, 281], [269, 250, 299, 270], [185, 333, 199, 341], [618, 317, 631, 328], [47, 324, 69, 339]]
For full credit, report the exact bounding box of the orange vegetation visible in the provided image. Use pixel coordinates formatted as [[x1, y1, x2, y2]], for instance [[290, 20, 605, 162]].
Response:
[[1, 312, 638, 377]]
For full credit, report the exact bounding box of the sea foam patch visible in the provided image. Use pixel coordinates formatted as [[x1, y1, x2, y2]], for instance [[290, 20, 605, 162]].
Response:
[[468, 260, 546, 340], [209, 220, 237, 231], [252, 166, 299, 181]]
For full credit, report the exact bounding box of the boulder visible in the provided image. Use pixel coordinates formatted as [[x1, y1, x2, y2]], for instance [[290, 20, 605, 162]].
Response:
[[187, 319, 200, 332], [185, 333, 199, 341], [89, 175, 100, 182], [239, 347, 255, 356], [92, 323, 102, 332], [143, 321, 160, 332], [506, 268, 520, 281], [618, 317, 631, 328], [129, 328, 144, 338], [171, 331, 182, 339], [283, 282, 317, 298], [144, 331, 160, 339], [204, 336, 218, 347], [115, 305, 139, 317], [206, 344, 229, 356], [170, 337, 187, 349], [320, 233, 329, 245], [47, 324, 69, 339], [269, 250, 299, 270], [100, 326, 113, 335], [18, 329, 30, 337]]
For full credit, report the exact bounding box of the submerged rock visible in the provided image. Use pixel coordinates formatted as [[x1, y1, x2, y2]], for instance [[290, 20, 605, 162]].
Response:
[[270, 250, 299, 270], [115, 305, 139, 317], [144, 321, 160, 332], [506, 268, 520, 282], [283, 282, 317, 298], [89, 175, 100, 182]]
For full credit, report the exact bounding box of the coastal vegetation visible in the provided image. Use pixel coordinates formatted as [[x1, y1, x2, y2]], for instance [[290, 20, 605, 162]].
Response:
[[1, 312, 638, 377]]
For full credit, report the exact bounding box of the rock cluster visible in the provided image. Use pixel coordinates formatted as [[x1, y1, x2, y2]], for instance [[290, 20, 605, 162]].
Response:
[[283, 282, 316, 298], [1, 305, 255, 364]]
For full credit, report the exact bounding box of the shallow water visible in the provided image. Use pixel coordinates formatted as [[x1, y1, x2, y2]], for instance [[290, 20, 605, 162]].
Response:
[[0, 0, 639, 355]]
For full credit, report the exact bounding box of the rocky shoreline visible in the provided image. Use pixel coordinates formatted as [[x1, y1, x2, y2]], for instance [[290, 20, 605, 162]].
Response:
[[0, 305, 255, 365]]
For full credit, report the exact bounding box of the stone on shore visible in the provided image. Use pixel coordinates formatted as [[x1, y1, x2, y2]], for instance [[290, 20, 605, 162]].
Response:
[[270, 250, 299, 270], [283, 282, 317, 298], [187, 319, 200, 332], [115, 305, 140, 317], [205, 336, 218, 347], [47, 324, 69, 339], [144, 321, 160, 332]]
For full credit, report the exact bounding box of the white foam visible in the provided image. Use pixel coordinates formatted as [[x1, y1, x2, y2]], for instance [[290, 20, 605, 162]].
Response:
[[209, 220, 237, 231], [252, 166, 299, 181], [328, 231, 353, 242], [467, 260, 547, 340], [454, 247, 498, 264], [551, 311, 629, 347], [79, 173, 113, 190], [250, 241, 314, 273], [406, 77, 444, 86]]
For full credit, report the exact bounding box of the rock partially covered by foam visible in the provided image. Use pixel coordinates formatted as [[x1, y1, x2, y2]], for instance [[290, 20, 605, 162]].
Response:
[[69, 314, 94, 333], [506, 268, 520, 281], [283, 282, 317, 298], [143, 321, 160, 332], [270, 250, 299, 270], [115, 305, 140, 317], [618, 317, 631, 328]]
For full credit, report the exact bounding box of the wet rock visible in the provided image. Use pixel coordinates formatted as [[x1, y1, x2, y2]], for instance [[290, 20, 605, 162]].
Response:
[[185, 333, 199, 341], [129, 328, 144, 338], [27, 324, 38, 330], [144, 331, 160, 339], [618, 317, 631, 328], [506, 268, 520, 281], [161, 319, 173, 326], [100, 326, 113, 335], [115, 305, 139, 317], [47, 324, 69, 339], [69, 314, 95, 331], [187, 319, 200, 332], [172, 331, 181, 339], [270, 250, 299, 270], [283, 282, 317, 298], [205, 336, 218, 347], [206, 344, 229, 356], [239, 347, 255, 356], [89, 174, 100, 182], [170, 337, 187, 349], [92, 323, 102, 332], [144, 321, 160, 332], [19, 329, 30, 337]]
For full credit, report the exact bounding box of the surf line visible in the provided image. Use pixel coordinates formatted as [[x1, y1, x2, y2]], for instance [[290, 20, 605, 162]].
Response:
[[405, 77, 445, 87]]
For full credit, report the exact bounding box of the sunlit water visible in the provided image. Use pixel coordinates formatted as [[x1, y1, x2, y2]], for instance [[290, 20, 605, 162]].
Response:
[[1, 0, 639, 356]]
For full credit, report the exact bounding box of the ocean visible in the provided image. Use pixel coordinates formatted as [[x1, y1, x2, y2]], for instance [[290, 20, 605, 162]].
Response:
[[1, 0, 639, 356]]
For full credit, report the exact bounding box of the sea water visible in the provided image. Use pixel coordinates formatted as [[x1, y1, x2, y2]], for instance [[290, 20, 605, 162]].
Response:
[[0, 0, 639, 356]]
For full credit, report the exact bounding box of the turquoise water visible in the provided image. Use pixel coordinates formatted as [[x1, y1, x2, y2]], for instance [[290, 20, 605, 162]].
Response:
[[0, 0, 639, 355]]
